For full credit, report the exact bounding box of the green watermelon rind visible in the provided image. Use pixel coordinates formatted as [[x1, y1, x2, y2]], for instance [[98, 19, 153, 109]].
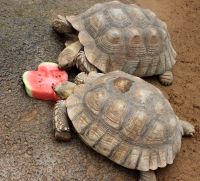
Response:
[[38, 62, 58, 69], [22, 71, 33, 97]]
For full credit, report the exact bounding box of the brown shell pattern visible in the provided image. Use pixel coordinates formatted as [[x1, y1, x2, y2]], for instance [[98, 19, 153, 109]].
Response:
[[66, 71, 183, 171], [67, 1, 177, 76]]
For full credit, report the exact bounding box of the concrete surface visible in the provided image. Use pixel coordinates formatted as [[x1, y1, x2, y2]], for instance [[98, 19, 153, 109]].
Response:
[[0, 0, 138, 180]]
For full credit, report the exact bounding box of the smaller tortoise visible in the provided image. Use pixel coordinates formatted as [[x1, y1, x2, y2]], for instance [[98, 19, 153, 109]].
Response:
[[53, 71, 194, 181], [52, 1, 177, 85]]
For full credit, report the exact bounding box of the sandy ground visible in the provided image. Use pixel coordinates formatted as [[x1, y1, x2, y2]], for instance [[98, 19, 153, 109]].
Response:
[[0, 0, 200, 180]]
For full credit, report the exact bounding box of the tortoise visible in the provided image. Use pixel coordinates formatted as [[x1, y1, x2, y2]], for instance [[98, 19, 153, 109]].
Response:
[[52, 1, 177, 85], [53, 70, 195, 181]]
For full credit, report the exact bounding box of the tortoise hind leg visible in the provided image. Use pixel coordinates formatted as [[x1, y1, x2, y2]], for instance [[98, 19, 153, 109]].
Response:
[[159, 71, 173, 86], [52, 15, 73, 33], [53, 100, 71, 141], [139, 170, 157, 181], [179, 119, 195, 136]]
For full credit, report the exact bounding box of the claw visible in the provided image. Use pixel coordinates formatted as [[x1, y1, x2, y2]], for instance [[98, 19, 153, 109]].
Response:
[[189, 132, 194, 137]]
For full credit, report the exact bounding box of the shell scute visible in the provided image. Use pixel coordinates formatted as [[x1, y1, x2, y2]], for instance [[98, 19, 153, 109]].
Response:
[[122, 111, 149, 141], [95, 133, 120, 157], [103, 99, 128, 129], [146, 27, 162, 55], [110, 143, 130, 165], [96, 28, 125, 54], [85, 87, 108, 115], [149, 151, 158, 170], [85, 13, 106, 38], [123, 147, 141, 169], [67, 104, 83, 120], [142, 121, 167, 145], [157, 148, 167, 168], [126, 27, 146, 56], [137, 149, 150, 171], [72, 112, 91, 134], [105, 7, 131, 27], [82, 122, 106, 146], [126, 6, 149, 27]]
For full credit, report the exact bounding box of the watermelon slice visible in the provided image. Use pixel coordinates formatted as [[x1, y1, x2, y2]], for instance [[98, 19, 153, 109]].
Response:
[[23, 62, 68, 101]]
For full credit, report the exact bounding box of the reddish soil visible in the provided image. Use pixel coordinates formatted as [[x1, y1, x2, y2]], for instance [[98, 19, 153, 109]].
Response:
[[138, 0, 200, 180]]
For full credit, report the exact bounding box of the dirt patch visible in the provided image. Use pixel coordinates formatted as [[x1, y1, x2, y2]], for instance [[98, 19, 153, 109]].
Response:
[[0, 0, 199, 180]]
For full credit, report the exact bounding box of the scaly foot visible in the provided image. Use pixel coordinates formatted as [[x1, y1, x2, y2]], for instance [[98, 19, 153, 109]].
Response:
[[159, 71, 173, 86]]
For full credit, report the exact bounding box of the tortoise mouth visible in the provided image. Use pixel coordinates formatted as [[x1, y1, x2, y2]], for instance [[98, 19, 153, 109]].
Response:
[[113, 77, 133, 93]]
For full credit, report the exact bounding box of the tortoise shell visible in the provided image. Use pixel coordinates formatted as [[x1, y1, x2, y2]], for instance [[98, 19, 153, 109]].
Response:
[[66, 71, 183, 171], [66, 1, 177, 77]]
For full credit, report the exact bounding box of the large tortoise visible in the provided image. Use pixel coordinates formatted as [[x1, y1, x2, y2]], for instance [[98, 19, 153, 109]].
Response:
[[52, 1, 177, 85], [53, 71, 194, 181]]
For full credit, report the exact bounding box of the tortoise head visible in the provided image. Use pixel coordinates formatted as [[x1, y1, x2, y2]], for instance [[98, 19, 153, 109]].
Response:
[[54, 72, 105, 99], [53, 81, 76, 99]]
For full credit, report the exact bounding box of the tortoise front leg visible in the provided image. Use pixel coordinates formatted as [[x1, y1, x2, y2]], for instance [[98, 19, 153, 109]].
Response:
[[76, 51, 98, 73], [139, 170, 157, 181], [53, 100, 71, 141], [58, 40, 82, 69]]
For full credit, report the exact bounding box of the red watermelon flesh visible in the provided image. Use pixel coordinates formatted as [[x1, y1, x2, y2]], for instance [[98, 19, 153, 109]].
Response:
[[23, 62, 68, 101]]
